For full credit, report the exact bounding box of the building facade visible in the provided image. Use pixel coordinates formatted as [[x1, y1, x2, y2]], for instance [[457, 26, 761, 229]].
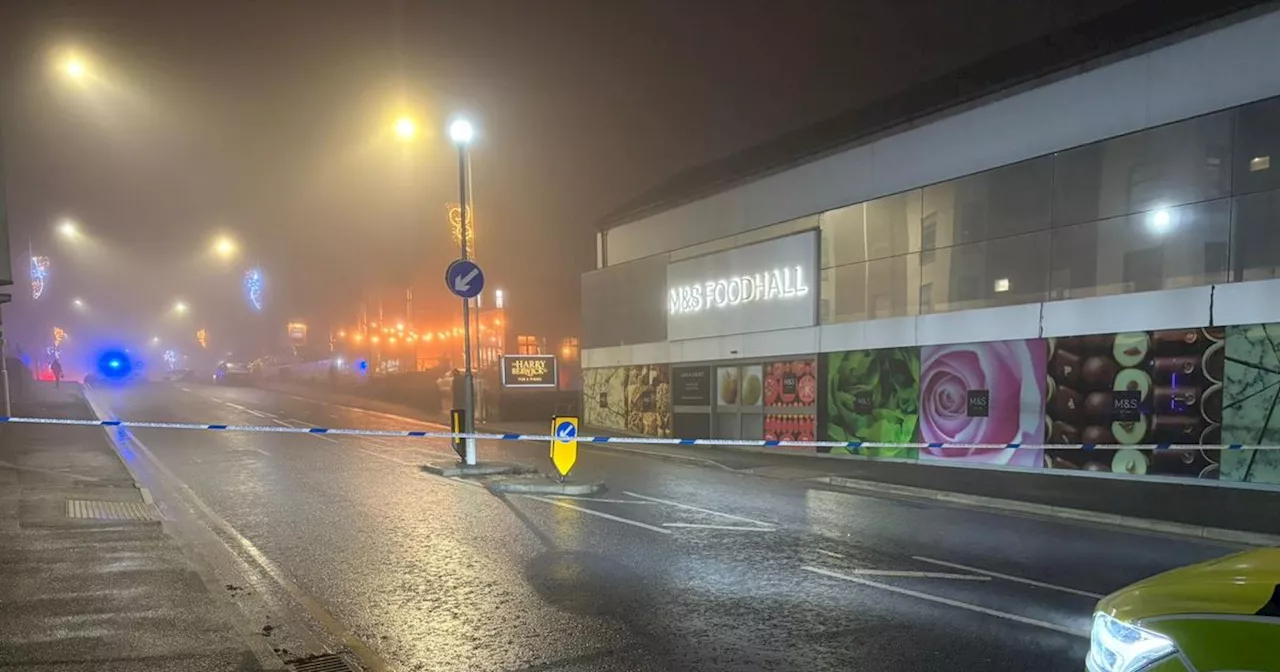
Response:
[[581, 7, 1280, 488]]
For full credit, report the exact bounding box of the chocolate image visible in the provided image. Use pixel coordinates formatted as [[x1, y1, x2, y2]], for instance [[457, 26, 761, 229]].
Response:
[[1077, 334, 1113, 353], [1081, 424, 1116, 444], [1082, 356, 1119, 387], [1083, 391, 1113, 422], [1152, 329, 1201, 351], [1050, 349, 1082, 387], [1113, 369, 1152, 401], [1113, 333, 1150, 368], [1051, 387, 1083, 423], [1202, 341, 1224, 383], [1111, 416, 1148, 445], [1047, 328, 1222, 480], [1201, 384, 1222, 424], [1153, 386, 1198, 415], [1150, 415, 1204, 442], [1152, 356, 1203, 384], [1050, 420, 1080, 443], [1046, 375, 1056, 403]]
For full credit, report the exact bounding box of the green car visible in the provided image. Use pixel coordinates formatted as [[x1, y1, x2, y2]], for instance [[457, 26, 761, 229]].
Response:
[[1087, 547, 1280, 671]]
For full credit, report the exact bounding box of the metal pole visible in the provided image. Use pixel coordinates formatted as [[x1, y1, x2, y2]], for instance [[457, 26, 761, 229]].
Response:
[[0, 329, 10, 416], [458, 144, 477, 465]]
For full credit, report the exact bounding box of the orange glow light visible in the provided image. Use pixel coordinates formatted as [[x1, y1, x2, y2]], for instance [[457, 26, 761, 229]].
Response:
[[389, 337, 398, 345], [337, 330, 346, 338], [371, 335, 380, 344], [353, 333, 364, 344]]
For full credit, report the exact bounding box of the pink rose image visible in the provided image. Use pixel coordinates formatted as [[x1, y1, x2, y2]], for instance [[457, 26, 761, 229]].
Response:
[[919, 339, 1046, 468]]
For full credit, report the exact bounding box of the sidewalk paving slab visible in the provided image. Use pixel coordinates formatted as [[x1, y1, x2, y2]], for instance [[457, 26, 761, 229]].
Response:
[[0, 382, 270, 671]]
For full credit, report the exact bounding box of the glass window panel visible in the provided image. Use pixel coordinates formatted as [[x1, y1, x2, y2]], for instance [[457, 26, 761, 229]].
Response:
[[1234, 96, 1280, 195], [1231, 190, 1280, 281], [1049, 199, 1230, 300], [922, 156, 1052, 247], [1053, 111, 1233, 227], [820, 190, 920, 268], [820, 253, 919, 324], [920, 231, 1049, 314]]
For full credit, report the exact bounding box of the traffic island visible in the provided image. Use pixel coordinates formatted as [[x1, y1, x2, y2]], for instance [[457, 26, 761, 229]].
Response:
[[420, 461, 536, 478], [486, 475, 606, 496]]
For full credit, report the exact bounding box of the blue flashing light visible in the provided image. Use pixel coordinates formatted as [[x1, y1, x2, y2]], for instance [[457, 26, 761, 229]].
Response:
[[96, 349, 134, 380], [357, 359, 368, 371]]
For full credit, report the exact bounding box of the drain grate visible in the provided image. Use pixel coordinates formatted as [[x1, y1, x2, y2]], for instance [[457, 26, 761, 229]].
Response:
[[66, 499, 160, 521], [289, 652, 363, 672]]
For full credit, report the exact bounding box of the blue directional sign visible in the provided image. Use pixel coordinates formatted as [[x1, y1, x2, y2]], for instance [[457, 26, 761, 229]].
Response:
[[555, 420, 577, 441], [445, 259, 485, 299]]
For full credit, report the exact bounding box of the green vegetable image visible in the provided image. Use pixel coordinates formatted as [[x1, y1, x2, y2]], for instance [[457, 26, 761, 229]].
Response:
[[823, 348, 921, 458]]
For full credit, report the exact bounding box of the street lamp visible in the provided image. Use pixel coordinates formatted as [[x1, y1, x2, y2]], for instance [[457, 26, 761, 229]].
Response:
[[212, 235, 238, 260], [450, 115, 478, 464], [173, 300, 189, 315], [57, 219, 80, 239], [394, 116, 417, 141], [71, 298, 85, 309]]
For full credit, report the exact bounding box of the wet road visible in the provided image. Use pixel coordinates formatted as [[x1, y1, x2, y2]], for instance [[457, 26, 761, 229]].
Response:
[[81, 381, 1238, 671]]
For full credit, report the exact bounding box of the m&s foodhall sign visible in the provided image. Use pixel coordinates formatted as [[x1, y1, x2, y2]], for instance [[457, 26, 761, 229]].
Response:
[[501, 355, 558, 388]]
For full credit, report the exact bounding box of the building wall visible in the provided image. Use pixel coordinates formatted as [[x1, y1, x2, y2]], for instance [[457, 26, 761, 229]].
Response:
[[602, 8, 1280, 267]]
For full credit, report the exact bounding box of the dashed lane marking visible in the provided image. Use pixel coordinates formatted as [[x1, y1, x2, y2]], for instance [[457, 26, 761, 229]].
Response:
[[661, 522, 775, 532], [911, 556, 1104, 599], [622, 490, 773, 527], [801, 565, 1087, 638], [844, 569, 989, 581], [524, 495, 672, 534]]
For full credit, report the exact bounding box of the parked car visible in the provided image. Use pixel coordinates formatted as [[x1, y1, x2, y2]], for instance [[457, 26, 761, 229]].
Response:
[[214, 361, 251, 385], [1087, 547, 1280, 671]]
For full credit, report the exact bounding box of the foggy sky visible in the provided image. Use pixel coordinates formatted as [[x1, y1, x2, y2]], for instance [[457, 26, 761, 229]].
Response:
[[1, 0, 1130, 358]]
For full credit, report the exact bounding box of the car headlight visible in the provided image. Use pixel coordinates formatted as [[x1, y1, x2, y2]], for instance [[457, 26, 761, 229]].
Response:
[[1087, 612, 1177, 672]]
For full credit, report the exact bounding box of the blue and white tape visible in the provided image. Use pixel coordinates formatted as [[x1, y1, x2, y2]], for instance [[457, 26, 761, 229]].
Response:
[[0, 415, 1264, 451]]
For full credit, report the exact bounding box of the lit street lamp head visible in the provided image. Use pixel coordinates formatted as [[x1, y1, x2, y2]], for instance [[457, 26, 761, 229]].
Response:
[[173, 300, 189, 315], [212, 235, 238, 259], [448, 118, 475, 146], [58, 219, 80, 239], [62, 58, 87, 80], [394, 117, 417, 141]]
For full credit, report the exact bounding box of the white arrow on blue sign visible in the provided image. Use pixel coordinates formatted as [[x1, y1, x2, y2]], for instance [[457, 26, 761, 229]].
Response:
[[555, 421, 577, 441], [445, 259, 485, 299]]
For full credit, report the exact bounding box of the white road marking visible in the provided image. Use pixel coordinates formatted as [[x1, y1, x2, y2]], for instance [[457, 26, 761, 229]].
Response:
[[270, 418, 292, 427], [662, 522, 775, 532], [912, 556, 1104, 599], [844, 569, 989, 581], [179, 387, 192, 392], [450, 477, 486, 488], [548, 496, 659, 504], [801, 566, 1087, 638], [816, 549, 846, 559], [525, 495, 672, 534], [622, 490, 772, 527]]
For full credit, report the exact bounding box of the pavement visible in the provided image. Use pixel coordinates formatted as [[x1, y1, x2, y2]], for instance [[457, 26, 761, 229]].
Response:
[[23, 378, 1251, 671], [0, 382, 271, 671]]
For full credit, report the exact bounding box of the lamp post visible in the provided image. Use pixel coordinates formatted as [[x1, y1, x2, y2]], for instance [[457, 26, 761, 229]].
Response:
[[449, 117, 478, 465]]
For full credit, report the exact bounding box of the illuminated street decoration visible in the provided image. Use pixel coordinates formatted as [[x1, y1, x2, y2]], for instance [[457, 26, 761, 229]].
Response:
[[163, 349, 177, 370], [447, 203, 475, 258], [244, 267, 265, 311], [30, 256, 50, 299], [668, 266, 810, 315], [196, 329, 207, 349], [52, 326, 67, 347]]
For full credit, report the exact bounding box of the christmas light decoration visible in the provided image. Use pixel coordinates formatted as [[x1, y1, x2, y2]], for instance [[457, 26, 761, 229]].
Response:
[[244, 268, 265, 311], [31, 256, 50, 299]]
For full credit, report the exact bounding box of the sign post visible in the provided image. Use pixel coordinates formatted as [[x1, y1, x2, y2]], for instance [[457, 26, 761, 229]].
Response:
[[445, 258, 485, 465], [450, 408, 466, 460], [550, 416, 578, 480]]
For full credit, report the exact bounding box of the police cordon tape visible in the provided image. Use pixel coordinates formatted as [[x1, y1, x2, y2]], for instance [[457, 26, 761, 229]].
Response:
[[0, 414, 1270, 451]]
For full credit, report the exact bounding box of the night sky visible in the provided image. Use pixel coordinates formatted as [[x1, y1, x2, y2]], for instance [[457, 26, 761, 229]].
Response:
[[1, 0, 1129, 360]]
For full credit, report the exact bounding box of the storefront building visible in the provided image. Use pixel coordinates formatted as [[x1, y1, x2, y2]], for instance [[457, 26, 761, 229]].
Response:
[[580, 6, 1280, 488]]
